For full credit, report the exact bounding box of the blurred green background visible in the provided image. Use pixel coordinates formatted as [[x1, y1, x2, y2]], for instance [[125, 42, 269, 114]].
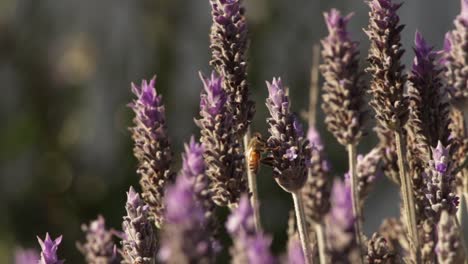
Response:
[[0, 0, 463, 262]]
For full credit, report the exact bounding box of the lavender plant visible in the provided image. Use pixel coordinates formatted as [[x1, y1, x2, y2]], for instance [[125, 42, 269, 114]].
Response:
[[23, 1, 468, 263], [121, 187, 157, 264], [129, 77, 174, 228], [37, 233, 64, 264], [77, 216, 121, 264], [209, 0, 254, 136], [226, 195, 275, 264], [14, 248, 39, 264], [320, 9, 367, 259], [195, 72, 247, 207]]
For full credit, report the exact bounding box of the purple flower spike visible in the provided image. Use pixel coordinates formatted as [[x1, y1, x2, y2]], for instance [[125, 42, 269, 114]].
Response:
[[159, 174, 217, 263], [227, 195, 275, 264], [443, 0, 468, 106], [129, 76, 174, 228], [287, 236, 305, 264], [121, 187, 157, 264], [77, 216, 120, 264], [199, 71, 226, 117], [326, 179, 360, 263], [196, 72, 247, 207], [14, 248, 39, 264], [321, 9, 366, 146], [422, 141, 459, 221], [265, 77, 311, 192], [366, 0, 409, 131], [37, 233, 64, 264], [210, 0, 254, 135], [303, 126, 331, 223]]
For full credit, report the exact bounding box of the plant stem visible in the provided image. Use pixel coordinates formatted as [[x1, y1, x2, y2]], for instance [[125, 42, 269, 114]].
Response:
[[347, 143, 364, 264], [314, 221, 327, 264], [292, 191, 313, 264], [394, 130, 420, 261], [243, 129, 262, 232], [308, 44, 320, 128]]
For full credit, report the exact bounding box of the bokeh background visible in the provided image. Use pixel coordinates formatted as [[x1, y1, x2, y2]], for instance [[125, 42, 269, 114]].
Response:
[[0, 0, 465, 262]]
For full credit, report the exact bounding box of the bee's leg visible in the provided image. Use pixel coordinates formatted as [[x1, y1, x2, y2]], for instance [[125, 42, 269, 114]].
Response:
[[260, 157, 275, 167]]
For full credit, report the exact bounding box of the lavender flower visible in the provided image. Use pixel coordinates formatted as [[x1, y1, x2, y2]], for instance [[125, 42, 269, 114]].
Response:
[[159, 175, 216, 263], [209, 0, 254, 136], [179, 136, 218, 236], [265, 78, 310, 192], [355, 148, 383, 202], [287, 235, 305, 264], [129, 77, 174, 227], [365, 0, 409, 131], [37, 233, 64, 264], [375, 126, 400, 184], [443, 0, 468, 107], [121, 187, 157, 264], [302, 127, 331, 224], [320, 9, 367, 146], [378, 218, 409, 256], [195, 71, 247, 207], [366, 233, 393, 264], [77, 216, 120, 264], [14, 248, 39, 264], [326, 179, 359, 263], [423, 142, 459, 221], [436, 210, 465, 263], [227, 195, 275, 264], [407, 32, 453, 220]]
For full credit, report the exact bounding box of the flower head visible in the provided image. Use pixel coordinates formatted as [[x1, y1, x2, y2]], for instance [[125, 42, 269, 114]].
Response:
[[37, 233, 64, 264], [129, 76, 174, 227], [159, 175, 217, 263], [77, 216, 120, 264], [265, 78, 311, 192], [196, 71, 247, 207], [227, 195, 275, 264], [210, 0, 254, 135], [436, 210, 465, 263], [121, 187, 157, 264], [14, 248, 39, 264], [365, 0, 409, 130], [321, 9, 367, 146], [423, 141, 459, 220]]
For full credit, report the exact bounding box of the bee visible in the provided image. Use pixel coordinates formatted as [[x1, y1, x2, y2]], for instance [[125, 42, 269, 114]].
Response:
[[247, 133, 274, 173]]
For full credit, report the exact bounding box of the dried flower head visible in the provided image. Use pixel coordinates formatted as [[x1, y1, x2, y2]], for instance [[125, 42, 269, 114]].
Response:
[[422, 142, 459, 221], [443, 0, 468, 108], [265, 78, 311, 192], [159, 175, 217, 263], [378, 218, 409, 258], [37, 233, 64, 264], [449, 109, 468, 194], [436, 210, 465, 264], [321, 9, 367, 146], [14, 248, 39, 264], [366, 233, 393, 264], [209, 0, 254, 136], [77, 216, 120, 264], [195, 71, 247, 207], [303, 127, 331, 224], [365, 0, 409, 131], [129, 77, 174, 227], [121, 187, 157, 264], [326, 179, 360, 263], [226, 195, 275, 264]]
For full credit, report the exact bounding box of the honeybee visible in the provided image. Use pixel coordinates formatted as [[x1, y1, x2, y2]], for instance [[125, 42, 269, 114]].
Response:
[[247, 133, 274, 173]]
